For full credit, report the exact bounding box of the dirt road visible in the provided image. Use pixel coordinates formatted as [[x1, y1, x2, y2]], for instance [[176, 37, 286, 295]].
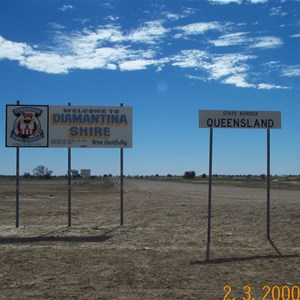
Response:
[[0, 178, 299, 299]]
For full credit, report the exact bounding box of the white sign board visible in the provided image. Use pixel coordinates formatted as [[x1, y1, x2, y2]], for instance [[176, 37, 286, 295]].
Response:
[[49, 106, 132, 148], [6, 105, 49, 147], [199, 110, 281, 129], [81, 169, 91, 177]]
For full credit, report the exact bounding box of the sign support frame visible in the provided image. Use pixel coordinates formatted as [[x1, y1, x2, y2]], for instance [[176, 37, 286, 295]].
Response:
[[205, 128, 273, 260], [7, 103, 132, 227], [199, 110, 281, 260]]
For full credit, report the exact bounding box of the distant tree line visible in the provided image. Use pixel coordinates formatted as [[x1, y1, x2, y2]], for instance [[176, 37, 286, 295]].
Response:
[[22, 167, 293, 180], [23, 165, 53, 179], [183, 171, 196, 179]]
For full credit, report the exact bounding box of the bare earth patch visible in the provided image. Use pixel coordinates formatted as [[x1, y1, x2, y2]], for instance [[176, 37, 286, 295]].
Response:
[[0, 178, 299, 299]]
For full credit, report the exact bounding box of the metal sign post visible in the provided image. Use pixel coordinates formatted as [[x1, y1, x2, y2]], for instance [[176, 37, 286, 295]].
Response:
[[16, 100, 20, 228], [16, 146, 20, 228], [120, 103, 124, 226], [267, 128, 271, 240], [199, 110, 281, 260], [120, 148, 124, 226], [206, 128, 213, 260], [68, 147, 72, 227], [67, 102, 72, 227]]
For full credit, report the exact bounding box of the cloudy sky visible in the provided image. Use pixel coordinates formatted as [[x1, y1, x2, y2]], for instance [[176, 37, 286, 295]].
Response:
[[1, 0, 300, 175]]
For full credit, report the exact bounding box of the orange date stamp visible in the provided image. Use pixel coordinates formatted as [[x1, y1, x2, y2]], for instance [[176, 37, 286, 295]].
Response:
[[223, 285, 300, 300]]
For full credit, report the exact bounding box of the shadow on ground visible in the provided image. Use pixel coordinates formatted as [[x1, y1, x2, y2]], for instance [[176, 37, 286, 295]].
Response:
[[192, 254, 299, 265], [0, 226, 120, 244]]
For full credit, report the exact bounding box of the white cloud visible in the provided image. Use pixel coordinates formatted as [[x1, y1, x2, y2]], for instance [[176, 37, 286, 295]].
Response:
[[20, 51, 71, 74], [105, 15, 120, 22], [222, 78, 288, 90], [176, 22, 223, 36], [250, 36, 283, 49], [164, 8, 198, 20], [282, 65, 300, 77], [207, 53, 255, 80], [0, 33, 161, 74], [248, 0, 268, 3], [182, 7, 198, 16], [48, 22, 66, 30], [101, 3, 114, 9], [0, 18, 169, 74], [222, 74, 255, 88], [0, 36, 31, 61], [211, 33, 283, 50], [178, 50, 289, 89], [172, 50, 256, 87], [208, 0, 269, 5], [75, 47, 130, 70], [185, 74, 207, 81], [270, 6, 288, 16], [290, 33, 300, 38], [0, 13, 292, 91], [106, 63, 117, 70], [58, 5, 74, 12], [208, 0, 269, 3], [51, 26, 124, 56], [127, 20, 168, 44], [119, 59, 158, 71], [171, 50, 208, 68], [257, 83, 289, 89], [164, 12, 184, 21], [210, 32, 249, 47], [18, 46, 132, 74], [208, 0, 242, 4], [66, 21, 166, 46], [173, 33, 184, 39]]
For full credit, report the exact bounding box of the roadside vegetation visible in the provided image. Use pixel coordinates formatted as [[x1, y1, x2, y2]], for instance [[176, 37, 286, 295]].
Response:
[[0, 167, 299, 190]]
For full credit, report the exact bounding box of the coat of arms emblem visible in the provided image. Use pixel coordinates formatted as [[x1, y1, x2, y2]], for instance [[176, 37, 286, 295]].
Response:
[[11, 107, 45, 143]]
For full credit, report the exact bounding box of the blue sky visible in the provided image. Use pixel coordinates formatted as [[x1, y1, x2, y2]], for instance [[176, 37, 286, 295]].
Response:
[[0, 0, 300, 176]]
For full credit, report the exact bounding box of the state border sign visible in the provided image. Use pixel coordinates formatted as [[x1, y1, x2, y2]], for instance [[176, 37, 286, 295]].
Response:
[[199, 110, 281, 129]]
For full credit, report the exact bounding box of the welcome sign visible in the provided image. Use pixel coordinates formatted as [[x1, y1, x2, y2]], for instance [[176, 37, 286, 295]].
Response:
[[6, 105, 132, 148], [49, 106, 132, 148]]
